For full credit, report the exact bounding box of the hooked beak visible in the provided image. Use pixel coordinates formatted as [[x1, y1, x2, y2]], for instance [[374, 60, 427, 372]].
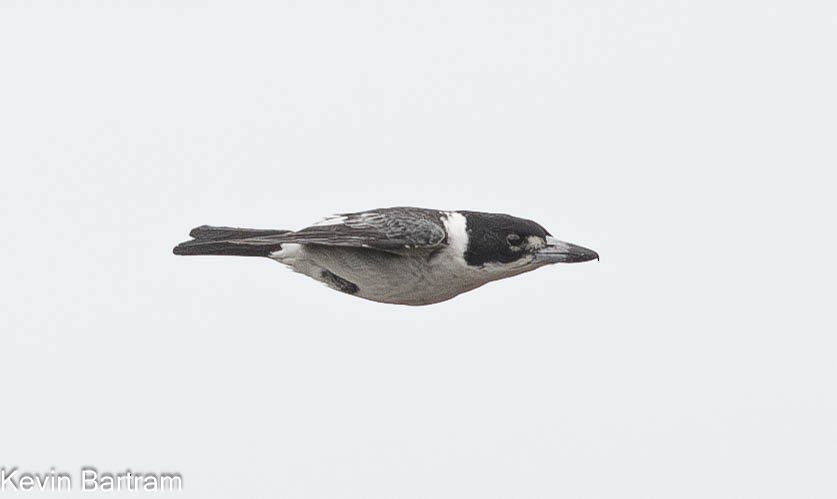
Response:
[[534, 236, 600, 264]]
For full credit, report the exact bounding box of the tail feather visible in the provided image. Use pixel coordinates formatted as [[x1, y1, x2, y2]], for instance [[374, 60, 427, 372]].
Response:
[[188, 225, 289, 241], [173, 225, 291, 257]]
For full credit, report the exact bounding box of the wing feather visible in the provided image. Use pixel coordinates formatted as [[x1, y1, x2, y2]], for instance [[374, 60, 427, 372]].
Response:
[[284, 207, 447, 249]]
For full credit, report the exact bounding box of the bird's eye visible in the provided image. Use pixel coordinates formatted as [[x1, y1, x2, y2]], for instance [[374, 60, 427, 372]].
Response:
[[506, 234, 522, 246]]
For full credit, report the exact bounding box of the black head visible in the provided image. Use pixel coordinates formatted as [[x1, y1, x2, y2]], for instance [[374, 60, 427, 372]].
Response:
[[460, 211, 550, 266], [459, 211, 599, 269]]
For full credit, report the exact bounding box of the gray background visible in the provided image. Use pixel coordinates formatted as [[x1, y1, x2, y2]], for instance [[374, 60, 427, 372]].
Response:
[[1, 1, 835, 498]]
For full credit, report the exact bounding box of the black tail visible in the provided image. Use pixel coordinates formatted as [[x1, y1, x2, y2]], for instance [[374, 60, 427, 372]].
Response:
[[173, 225, 291, 257]]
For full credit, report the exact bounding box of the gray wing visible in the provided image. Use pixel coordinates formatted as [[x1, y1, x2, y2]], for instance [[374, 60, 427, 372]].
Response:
[[283, 207, 447, 250], [173, 208, 448, 257]]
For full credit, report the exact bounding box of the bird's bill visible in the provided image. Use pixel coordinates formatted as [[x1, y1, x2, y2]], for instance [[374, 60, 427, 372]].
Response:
[[534, 236, 599, 264]]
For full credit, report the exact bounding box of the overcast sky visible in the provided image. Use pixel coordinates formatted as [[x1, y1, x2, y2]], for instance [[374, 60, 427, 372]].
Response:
[[1, 1, 835, 498]]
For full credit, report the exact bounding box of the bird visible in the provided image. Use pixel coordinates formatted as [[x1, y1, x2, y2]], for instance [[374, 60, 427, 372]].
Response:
[[173, 207, 598, 306]]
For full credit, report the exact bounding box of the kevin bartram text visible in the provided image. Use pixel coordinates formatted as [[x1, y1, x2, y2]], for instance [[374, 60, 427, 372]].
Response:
[[1, 467, 182, 492]]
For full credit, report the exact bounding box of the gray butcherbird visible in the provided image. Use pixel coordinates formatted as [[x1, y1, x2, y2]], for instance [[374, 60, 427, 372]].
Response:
[[174, 207, 598, 305]]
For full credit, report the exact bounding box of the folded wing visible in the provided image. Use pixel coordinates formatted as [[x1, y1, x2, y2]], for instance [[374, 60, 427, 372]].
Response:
[[290, 207, 447, 250], [173, 207, 448, 256]]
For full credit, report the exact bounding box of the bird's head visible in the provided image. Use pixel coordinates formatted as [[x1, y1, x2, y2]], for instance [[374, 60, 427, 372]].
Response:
[[457, 211, 598, 278]]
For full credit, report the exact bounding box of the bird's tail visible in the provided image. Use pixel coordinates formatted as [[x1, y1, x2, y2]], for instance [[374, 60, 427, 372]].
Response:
[[172, 225, 291, 257]]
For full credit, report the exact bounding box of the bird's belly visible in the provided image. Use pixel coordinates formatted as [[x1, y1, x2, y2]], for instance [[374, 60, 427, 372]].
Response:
[[279, 245, 484, 305]]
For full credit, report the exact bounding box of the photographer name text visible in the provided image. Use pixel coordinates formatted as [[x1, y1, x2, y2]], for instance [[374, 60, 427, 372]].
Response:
[[1, 467, 182, 492]]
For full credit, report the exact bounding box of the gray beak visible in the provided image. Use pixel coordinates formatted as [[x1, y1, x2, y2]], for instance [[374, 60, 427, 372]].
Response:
[[535, 236, 599, 264]]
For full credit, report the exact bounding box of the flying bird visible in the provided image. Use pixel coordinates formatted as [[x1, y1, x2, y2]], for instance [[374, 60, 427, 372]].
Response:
[[173, 207, 598, 305]]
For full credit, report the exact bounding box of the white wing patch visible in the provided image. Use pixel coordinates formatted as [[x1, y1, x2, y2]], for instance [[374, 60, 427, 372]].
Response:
[[311, 215, 348, 227]]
